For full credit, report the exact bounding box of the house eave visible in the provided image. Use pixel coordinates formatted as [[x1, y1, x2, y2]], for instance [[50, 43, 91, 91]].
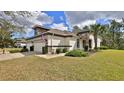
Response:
[[26, 33, 74, 40], [77, 30, 90, 35]]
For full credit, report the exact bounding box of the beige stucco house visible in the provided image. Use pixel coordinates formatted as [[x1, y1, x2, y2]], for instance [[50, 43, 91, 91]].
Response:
[[26, 25, 101, 54]]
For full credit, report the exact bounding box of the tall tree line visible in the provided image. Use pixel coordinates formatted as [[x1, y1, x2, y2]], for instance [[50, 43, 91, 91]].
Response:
[[73, 19, 124, 50]]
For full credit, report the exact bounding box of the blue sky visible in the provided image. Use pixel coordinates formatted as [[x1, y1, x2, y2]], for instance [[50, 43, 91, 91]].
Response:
[[23, 11, 71, 38], [42, 11, 110, 29], [43, 11, 69, 29], [96, 18, 110, 25], [14, 11, 70, 38], [25, 11, 110, 38]]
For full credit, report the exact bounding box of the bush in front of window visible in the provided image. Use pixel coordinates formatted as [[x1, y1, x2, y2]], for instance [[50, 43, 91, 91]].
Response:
[[62, 48, 68, 53], [65, 49, 88, 57], [56, 48, 62, 54]]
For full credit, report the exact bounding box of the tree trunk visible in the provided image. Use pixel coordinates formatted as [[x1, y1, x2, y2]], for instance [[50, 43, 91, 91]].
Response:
[[85, 33, 89, 51], [2, 48, 5, 54], [2, 42, 5, 54], [112, 31, 115, 48], [94, 32, 98, 50]]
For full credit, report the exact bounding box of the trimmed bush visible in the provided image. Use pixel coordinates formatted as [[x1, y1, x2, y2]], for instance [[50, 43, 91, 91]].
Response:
[[99, 46, 109, 50], [62, 48, 68, 53], [65, 49, 88, 57], [56, 48, 61, 54]]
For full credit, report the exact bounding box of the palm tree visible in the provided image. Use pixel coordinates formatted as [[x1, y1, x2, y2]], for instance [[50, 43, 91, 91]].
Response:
[[109, 20, 121, 48], [89, 24, 101, 50], [98, 25, 109, 46]]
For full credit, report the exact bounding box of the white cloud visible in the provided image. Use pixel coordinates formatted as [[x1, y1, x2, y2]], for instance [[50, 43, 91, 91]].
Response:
[[0, 11, 53, 29], [109, 18, 122, 22], [50, 23, 68, 31], [75, 20, 96, 28], [60, 16, 64, 21], [25, 28, 34, 37], [65, 11, 124, 28], [36, 12, 53, 24], [23, 11, 53, 27]]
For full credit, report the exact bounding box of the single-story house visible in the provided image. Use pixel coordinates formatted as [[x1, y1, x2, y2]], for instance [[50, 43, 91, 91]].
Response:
[[26, 25, 102, 54]]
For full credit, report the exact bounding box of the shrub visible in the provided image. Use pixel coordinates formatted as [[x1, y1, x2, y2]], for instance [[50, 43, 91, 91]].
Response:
[[20, 46, 28, 52], [56, 48, 61, 54], [65, 49, 88, 57], [9, 49, 21, 53], [8, 48, 22, 53], [23, 46, 26, 49], [20, 48, 28, 52], [62, 48, 68, 53], [99, 46, 109, 50]]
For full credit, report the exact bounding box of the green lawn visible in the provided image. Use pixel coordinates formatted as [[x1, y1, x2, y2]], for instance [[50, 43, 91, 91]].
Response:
[[0, 50, 124, 80]]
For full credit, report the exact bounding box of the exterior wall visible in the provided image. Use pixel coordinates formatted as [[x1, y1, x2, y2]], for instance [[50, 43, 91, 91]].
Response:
[[47, 35, 65, 46], [78, 34, 102, 50], [79, 39, 83, 50], [47, 35, 77, 53], [26, 37, 46, 53], [26, 43, 33, 51], [89, 34, 95, 49], [34, 43, 45, 53], [47, 35, 64, 53], [26, 33, 102, 54], [89, 34, 101, 49], [66, 37, 77, 51], [97, 37, 102, 48], [69, 40, 76, 50]]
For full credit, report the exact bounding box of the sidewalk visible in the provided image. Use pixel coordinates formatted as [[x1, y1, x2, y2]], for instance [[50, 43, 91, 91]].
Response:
[[35, 53, 65, 59], [0, 53, 25, 61]]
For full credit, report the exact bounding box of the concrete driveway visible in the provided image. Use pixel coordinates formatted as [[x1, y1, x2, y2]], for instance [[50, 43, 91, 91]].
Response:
[[0, 52, 34, 61], [0, 52, 65, 61]]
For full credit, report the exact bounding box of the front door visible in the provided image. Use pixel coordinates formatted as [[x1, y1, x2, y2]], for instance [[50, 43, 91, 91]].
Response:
[[83, 40, 86, 48]]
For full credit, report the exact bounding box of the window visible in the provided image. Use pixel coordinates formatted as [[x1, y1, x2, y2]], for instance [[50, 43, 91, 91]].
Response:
[[77, 39, 80, 48]]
